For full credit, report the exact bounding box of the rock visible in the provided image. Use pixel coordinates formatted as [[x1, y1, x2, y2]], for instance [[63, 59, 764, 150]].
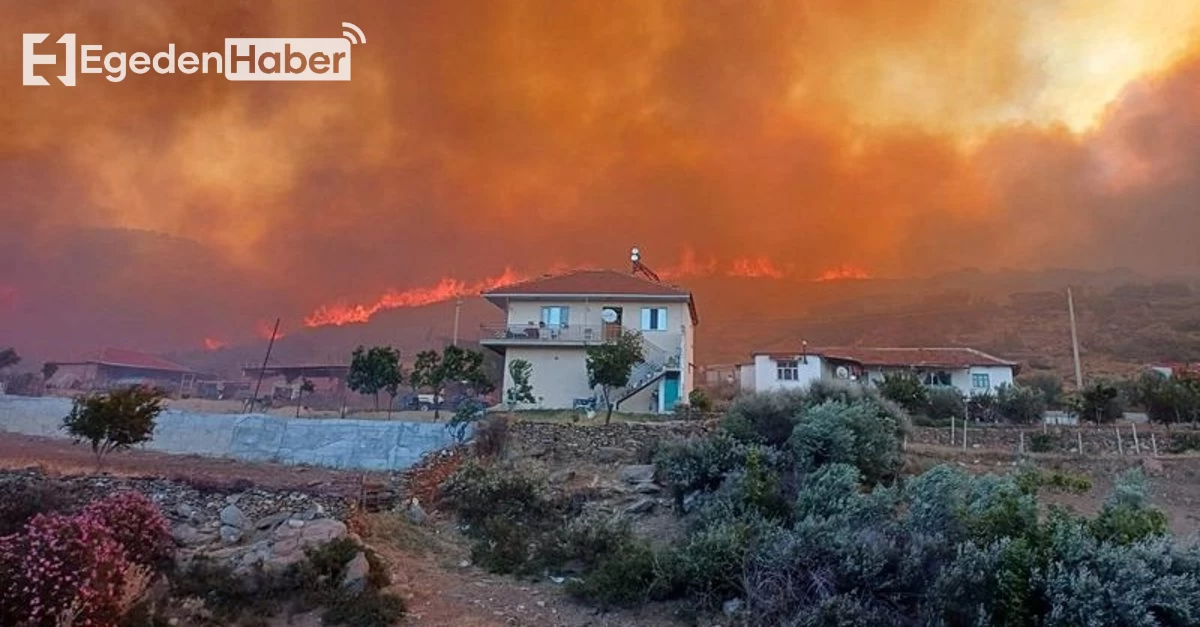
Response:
[[624, 498, 656, 515], [171, 523, 213, 548], [254, 512, 293, 531], [261, 519, 348, 573], [549, 469, 577, 484], [723, 598, 744, 617], [287, 519, 305, 529], [296, 503, 325, 521], [1142, 456, 1165, 477], [219, 525, 243, 545], [596, 447, 628, 463], [405, 499, 429, 525], [618, 465, 656, 485], [220, 504, 249, 530], [341, 552, 370, 594], [681, 491, 702, 514], [633, 482, 662, 494], [175, 503, 200, 521]]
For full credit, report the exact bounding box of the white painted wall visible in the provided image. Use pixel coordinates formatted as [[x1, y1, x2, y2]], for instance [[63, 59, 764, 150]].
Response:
[[864, 365, 1015, 396], [501, 346, 593, 410], [738, 364, 756, 391], [751, 354, 825, 392]]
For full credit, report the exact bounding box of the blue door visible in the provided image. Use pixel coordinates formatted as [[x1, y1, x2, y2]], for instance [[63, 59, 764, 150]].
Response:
[[662, 373, 680, 412]]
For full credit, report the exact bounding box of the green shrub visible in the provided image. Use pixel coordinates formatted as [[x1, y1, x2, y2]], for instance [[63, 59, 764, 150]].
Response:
[[1089, 469, 1168, 545], [437, 461, 555, 528], [1167, 431, 1200, 454], [789, 400, 903, 485], [566, 541, 660, 608], [539, 512, 634, 571], [688, 389, 713, 413], [996, 384, 1048, 424], [927, 387, 966, 422], [876, 372, 929, 415], [1027, 432, 1059, 453], [654, 433, 775, 508], [321, 589, 407, 627], [722, 391, 806, 446]]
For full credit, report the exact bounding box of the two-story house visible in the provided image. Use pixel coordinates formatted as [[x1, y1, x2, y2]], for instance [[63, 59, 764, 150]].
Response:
[[479, 269, 699, 414]]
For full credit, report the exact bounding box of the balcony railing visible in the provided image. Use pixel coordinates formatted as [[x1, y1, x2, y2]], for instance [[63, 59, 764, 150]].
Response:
[[479, 323, 608, 344]]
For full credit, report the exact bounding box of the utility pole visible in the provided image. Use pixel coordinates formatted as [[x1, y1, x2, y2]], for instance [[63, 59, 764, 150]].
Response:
[[249, 317, 280, 414], [1067, 288, 1083, 389], [452, 297, 462, 347]]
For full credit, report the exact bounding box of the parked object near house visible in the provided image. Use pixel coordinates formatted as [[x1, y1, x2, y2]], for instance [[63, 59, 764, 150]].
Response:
[[240, 363, 350, 405], [743, 345, 1018, 397], [479, 264, 698, 414]]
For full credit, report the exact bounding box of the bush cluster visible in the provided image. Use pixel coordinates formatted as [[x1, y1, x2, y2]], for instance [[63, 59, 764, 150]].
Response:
[[0, 491, 172, 626], [172, 537, 403, 626], [562, 389, 1189, 625], [438, 460, 642, 577]]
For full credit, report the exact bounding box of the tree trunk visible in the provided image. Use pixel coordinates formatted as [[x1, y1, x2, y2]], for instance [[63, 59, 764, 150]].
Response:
[[433, 390, 441, 421], [387, 394, 394, 419], [295, 389, 303, 418], [373, 392, 380, 411], [604, 387, 613, 424]]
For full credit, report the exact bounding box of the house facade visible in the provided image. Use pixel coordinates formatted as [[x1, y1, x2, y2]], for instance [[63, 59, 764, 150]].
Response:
[[45, 347, 198, 395], [742, 346, 1017, 397], [480, 269, 698, 414]]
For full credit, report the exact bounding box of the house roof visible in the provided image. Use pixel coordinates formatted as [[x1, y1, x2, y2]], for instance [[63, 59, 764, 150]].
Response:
[[482, 269, 699, 324], [484, 269, 691, 298], [754, 345, 1017, 369], [54, 348, 195, 374]]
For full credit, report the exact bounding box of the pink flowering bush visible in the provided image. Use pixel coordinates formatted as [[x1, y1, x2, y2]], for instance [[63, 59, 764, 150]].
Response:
[[0, 491, 175, 626], [0, 511, 130, 626], [83, 491, 174, 568]]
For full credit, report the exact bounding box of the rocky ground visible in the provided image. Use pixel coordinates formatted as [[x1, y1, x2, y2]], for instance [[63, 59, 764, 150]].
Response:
[[7, 418, 1200, 626]]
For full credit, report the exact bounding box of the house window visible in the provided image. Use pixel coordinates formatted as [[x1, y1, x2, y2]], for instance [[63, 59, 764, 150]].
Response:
[[641, 307, 668, 331], [972, 373, 991, 389], [541, 306, 568, 327], [924, 371, 952, 386], [777, 360, 799, 381]]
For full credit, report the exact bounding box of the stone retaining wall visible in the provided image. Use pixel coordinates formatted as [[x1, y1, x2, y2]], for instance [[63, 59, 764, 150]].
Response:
[[0, 396, 460, 471], [909, 423, 1193, 455]]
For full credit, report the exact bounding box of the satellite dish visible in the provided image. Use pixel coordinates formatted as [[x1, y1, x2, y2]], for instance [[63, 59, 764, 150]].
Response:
[[601, 308, 619, 323], [835, 366, 850, 379]]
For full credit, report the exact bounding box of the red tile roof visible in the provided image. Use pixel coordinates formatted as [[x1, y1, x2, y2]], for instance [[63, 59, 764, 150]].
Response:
[[483, 269, 691, 298], [483, 269, 699, 324], [69, 348, 195, 374], [755, 346, 1016, 369]]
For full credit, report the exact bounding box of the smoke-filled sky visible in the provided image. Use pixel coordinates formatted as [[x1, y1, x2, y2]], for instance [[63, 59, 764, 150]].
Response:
[[2, 0, 1200, 356]]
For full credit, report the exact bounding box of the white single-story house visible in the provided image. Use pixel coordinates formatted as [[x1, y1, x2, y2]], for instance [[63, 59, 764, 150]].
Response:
[[740, 345, 1018, 397]]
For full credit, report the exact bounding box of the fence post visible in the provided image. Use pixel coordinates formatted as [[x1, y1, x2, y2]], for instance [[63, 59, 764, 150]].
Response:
[[1019, 431, 1025, 455], [1131, 423, 1141, 455], [950, 416, 955, 447], [903, 434, 908, 451], [1152, 433, 1159, 457], [1116, 425, 1124, 456], [1077, 430, 1083, 456], [962, 418, 968, 451]]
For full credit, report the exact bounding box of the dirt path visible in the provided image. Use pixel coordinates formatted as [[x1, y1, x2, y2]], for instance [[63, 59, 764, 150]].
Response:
[[0, 432, 373, 494]]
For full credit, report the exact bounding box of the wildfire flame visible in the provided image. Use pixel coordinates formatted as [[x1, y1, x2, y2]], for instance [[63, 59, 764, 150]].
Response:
[[202, 337, 229, 350], [303, 268, 525, 327], [727, 256, 787, 279], [301, 258, 875, 328], [814, 264, 872, 282], [257, 319, 286, 340]]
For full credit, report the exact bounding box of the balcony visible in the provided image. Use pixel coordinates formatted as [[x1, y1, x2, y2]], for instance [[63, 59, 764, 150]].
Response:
[[479, 323, 608, 346]]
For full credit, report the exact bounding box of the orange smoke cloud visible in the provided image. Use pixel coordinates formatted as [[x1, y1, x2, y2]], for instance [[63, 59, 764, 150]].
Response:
[[202, 337, 229, 351], [3, 1, 1200, 356]]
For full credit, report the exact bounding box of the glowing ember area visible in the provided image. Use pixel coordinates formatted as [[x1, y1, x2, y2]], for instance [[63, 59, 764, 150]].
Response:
[[815, 265, 872, 282], [727, 257, 787, 279], [257, 320, 285, 340], [202, 337, 229, 351], [304, 268, 525, 327]]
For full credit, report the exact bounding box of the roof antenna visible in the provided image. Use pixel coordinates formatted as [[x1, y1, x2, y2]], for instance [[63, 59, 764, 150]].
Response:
[[630, 246, 661, 282]]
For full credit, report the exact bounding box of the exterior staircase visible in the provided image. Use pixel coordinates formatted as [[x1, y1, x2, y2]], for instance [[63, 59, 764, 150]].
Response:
[[611, 339, 681, 411]]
